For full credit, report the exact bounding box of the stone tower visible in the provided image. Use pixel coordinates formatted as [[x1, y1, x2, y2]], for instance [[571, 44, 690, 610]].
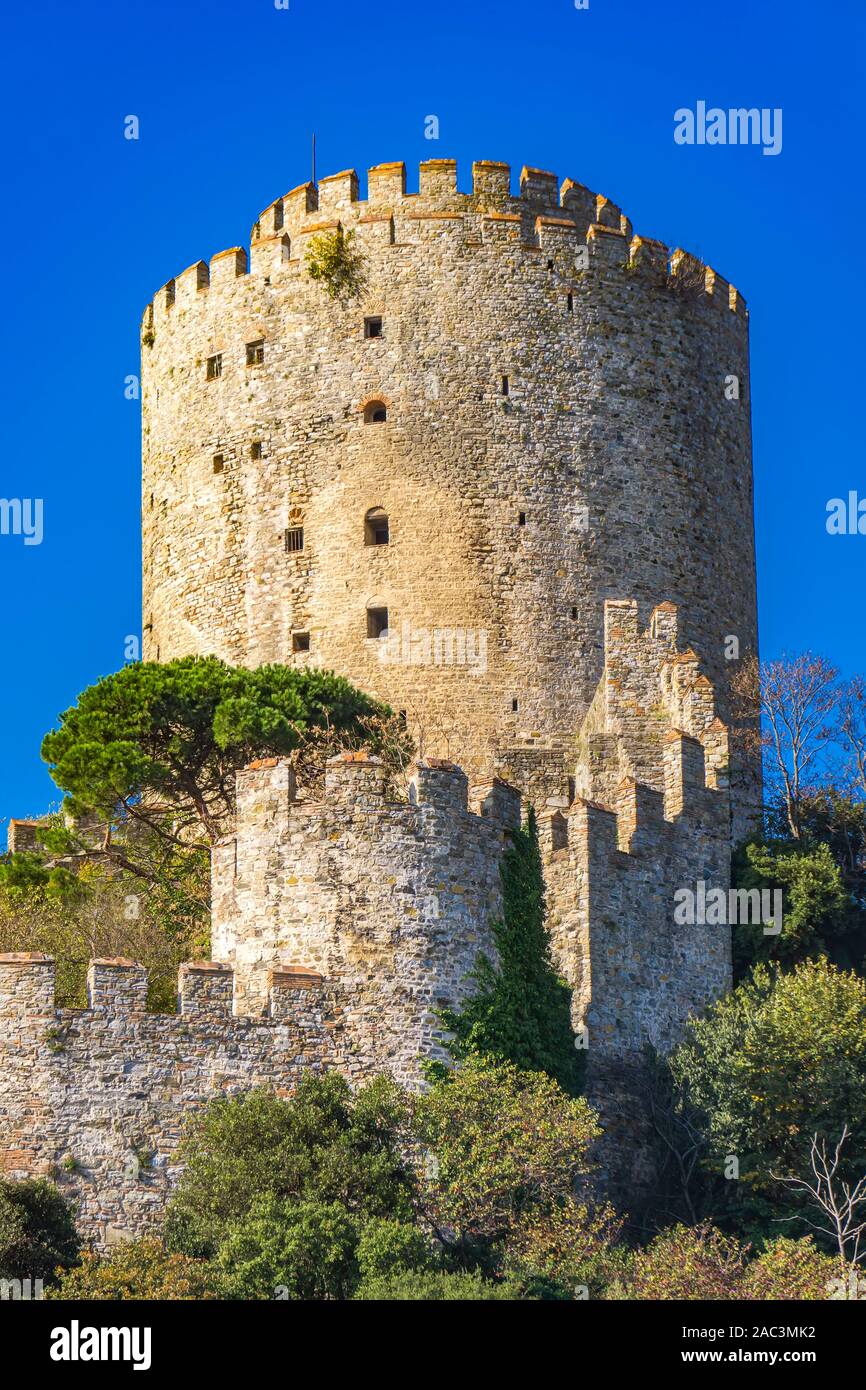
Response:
[[140, 158, 758, 838], [0, 161, 761, 1239]]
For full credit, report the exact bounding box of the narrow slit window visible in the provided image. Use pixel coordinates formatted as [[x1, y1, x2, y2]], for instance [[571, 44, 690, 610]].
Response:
[[285, 526, 304, 553], [511, 698, 519, 713], [292, 631, 310, 652], [250, 441, 262, 460], [246, 339, 265, 367], [518, 512, 526, 527], [501, 375, 510, 396], [206, 353, 222, 380], [364, 508, 390, 546], [213, 454, 224, 474], [570, 606, 578, 619], [567, 292, 574, 313], [364, 317, 383, 339], [367, 606, 389, 639]]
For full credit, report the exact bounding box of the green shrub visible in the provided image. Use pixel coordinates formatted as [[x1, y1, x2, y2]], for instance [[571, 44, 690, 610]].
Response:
[[415, 1057, 601, 1267], [217, 1198, 359, 1301], [612, 1224, 748, 1301], [741, 1237, 839, 1300], [0, 1178, 79, 1284], [165, 1074, 414, 1258], [355, 1269, 526, 1301], [669, 959, 866, 1234], [49, 1238, 221, 1300], [356, 1218, 436, 1282], [304, 228, 366, 302]]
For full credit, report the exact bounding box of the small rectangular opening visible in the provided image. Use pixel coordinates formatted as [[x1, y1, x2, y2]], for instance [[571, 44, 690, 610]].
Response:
[[250, 441, 262, 460], [567, 292, 574, 313], [501, 375, 510, 396], [518, 512, 526, 527], [511, 698, 519, 713], [206, 353, 222, 380], [570, 605, 578, 619], [213, 454, 224, 474], [364, 317, 383, 339], [246, 339, 265, 367], [367, 606, 389, 639], [365, 511, 390, 546], [285, 526, 304, 553], [292, 631, 310, 653]]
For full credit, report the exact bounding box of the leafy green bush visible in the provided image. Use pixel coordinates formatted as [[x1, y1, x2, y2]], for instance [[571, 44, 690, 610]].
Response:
[[217, 1198, 359, 1300], [433, 810, 580, 1093], [732, 838, 853, 976], [741, 1237, 840, 1300], [356, 1218, 436, 1282], [415, 1057, 603, 1271], [669, 959, 866, 1235], [611, 1224, 748, 1301], [0, 1178, 79, 1283], [165, 1075, 415, 1259], [610, 1228, 839, 1301], [355, 1269, 526, 1301], [49, 1238, 222, 1300], [304, 228, 366, 302]]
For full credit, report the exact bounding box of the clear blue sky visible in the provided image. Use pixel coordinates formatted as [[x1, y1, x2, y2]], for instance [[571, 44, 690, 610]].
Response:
[[1, 0, 863, 825]]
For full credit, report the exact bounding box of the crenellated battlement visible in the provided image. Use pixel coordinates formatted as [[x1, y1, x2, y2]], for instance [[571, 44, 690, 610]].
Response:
[[573, 599, 731, 821], [0, 951, 338, 1249], [141, 157, 746, 335], [533, 598, 734, 1190], [0, 953, 327, 1024]]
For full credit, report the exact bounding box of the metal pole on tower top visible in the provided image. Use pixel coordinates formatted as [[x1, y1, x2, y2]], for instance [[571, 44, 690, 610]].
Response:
[[312, 133, 316, 187]]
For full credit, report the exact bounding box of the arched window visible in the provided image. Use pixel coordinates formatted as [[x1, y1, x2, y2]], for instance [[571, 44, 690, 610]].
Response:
[[364, 507, 390, 546], [364, 400, 388, 424]]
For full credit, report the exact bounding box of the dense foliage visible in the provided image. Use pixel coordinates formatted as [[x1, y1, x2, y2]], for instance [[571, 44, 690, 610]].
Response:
[[0, 1179, 80, 1284], [732, 835, 863, 978], [610, 1225, 841, 1301], [668, 959, 866, 1237], [434, 810, 580, 1092], [39, 657, 397, 850], [304, 227, 366, 302], [49, 1239, 222, 1300], [164, 1075, 415, 1260]]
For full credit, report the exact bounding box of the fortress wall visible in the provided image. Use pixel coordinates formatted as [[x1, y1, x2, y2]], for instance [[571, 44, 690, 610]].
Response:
[[141, 159, 758, 820], [0, 955, 337, 1248], [212, 755, 520, 1084]]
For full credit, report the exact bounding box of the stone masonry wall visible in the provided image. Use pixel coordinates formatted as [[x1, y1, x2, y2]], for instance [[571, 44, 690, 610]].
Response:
[[0, 955, 337, 1248], [0, 757, 521, 1246], [141, 157, 759, 829], [212, 754, 520, 1084], [540, 598, 733, 1188]]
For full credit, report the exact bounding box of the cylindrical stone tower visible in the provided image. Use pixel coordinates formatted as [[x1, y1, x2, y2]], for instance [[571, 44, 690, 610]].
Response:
[[141, 158, 758, 821]]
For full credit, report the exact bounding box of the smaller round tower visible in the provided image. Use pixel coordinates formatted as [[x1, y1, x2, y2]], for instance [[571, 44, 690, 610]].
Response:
[[211, 753, 521, 1085]]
